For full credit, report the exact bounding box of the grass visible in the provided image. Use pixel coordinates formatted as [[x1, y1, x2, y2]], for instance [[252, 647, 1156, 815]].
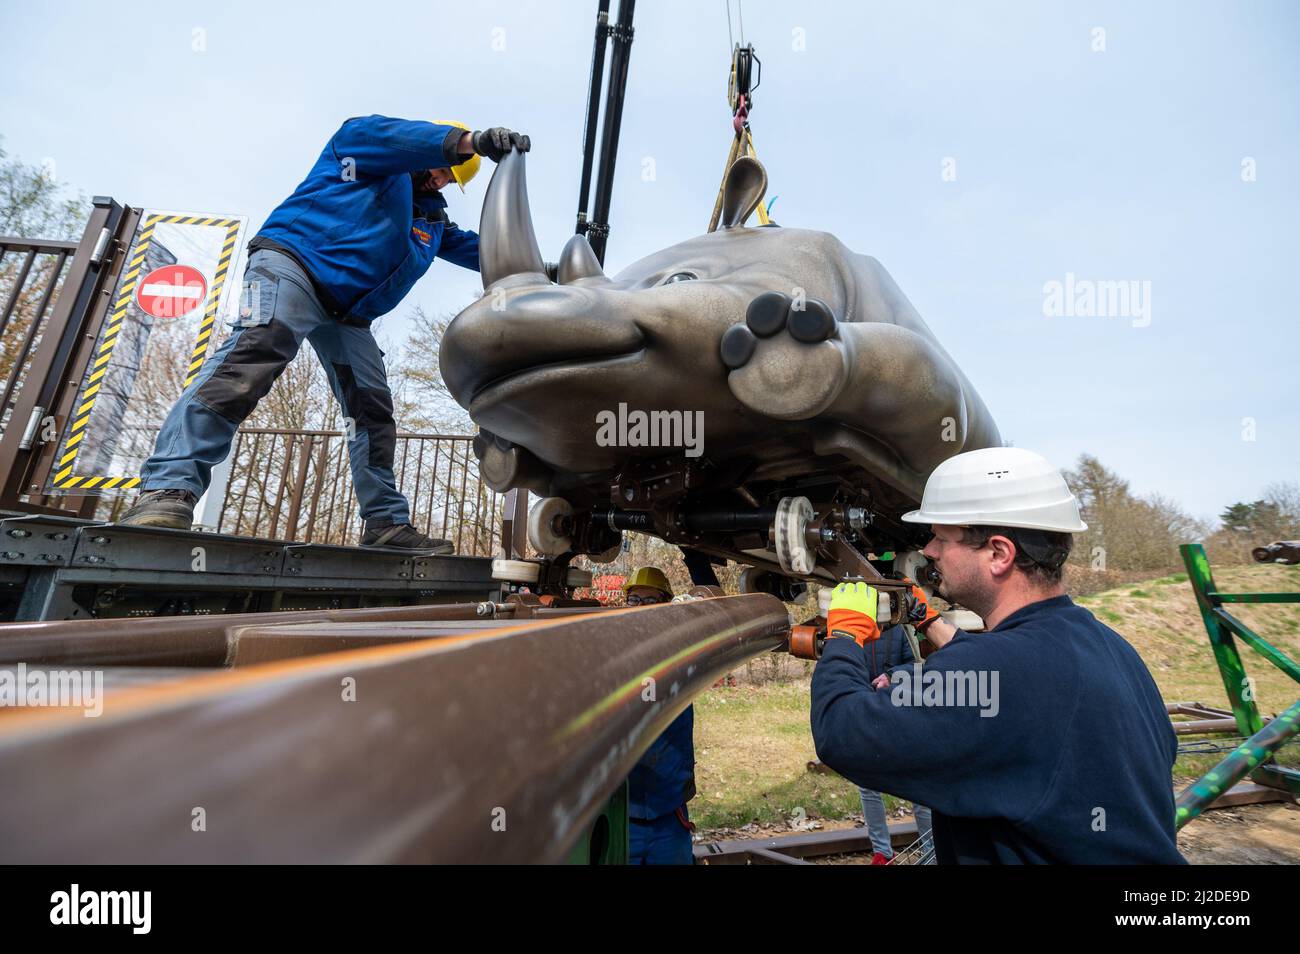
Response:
[[692, 562, 1300, 831]]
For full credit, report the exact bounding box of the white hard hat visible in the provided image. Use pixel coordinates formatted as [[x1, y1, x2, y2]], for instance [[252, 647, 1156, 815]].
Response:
[[901, 447, 1087, 533]]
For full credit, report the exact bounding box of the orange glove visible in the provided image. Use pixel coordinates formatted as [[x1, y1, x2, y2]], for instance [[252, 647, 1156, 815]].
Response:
[[826, 581, 881, 646], [903, 579, 940, 633]]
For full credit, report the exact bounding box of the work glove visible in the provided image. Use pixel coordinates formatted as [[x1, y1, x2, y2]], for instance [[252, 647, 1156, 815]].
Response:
[[471, 127, 531, 162], [826, 581, 881, 646], [902, 578, 941, 633]]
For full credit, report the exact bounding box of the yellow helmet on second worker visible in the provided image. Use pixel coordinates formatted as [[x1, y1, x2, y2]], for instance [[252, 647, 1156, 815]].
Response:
[[433, 119, 480, 192], [623, 566, 672, 596]]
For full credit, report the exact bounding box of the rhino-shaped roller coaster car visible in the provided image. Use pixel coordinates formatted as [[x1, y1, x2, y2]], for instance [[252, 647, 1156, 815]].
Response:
[[440, 150, 1002, 601]]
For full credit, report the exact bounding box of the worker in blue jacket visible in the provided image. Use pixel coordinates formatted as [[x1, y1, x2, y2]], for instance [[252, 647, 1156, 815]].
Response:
[[623, 565, 698, 865], [121, 118, 529, 550], [811, 447, 1185, 864]]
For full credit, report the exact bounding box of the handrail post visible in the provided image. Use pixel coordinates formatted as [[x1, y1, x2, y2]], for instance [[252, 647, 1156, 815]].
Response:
[[1180, 544, 1264, 736]]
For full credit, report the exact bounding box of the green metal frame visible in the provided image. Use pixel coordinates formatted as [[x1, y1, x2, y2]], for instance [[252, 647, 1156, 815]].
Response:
[[566, 780, 630, 864], [1176, 544, 1300, 827]]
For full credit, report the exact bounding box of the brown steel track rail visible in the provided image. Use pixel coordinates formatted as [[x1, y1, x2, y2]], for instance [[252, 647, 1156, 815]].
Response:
[[0, 593, 789, 863]]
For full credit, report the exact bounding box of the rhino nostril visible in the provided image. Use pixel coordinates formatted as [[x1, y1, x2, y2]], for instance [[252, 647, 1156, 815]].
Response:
[[788, 298, 837, 342], [720, 324, 758, 369], [745, 291, 789, 337]]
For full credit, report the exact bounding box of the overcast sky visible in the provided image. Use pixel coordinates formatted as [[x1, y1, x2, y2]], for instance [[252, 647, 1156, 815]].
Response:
[[2, 0, 1295, 522]]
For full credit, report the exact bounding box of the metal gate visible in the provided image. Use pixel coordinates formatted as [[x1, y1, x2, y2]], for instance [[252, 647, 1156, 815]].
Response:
[[0, 201, 527, 558]]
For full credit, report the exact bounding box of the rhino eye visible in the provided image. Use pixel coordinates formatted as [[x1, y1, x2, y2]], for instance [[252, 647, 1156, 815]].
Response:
[[662, 271, 697, 284]]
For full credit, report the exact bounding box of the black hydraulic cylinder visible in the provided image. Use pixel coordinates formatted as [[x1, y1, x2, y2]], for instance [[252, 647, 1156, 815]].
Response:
[[681, 508, 777, 532], [575, 0, 610, 237], [592, 506, 776, 533], [592, 507, 653, 531], [588, 0, 635, 263]]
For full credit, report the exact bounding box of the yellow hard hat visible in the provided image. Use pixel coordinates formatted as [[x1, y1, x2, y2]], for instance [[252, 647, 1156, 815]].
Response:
[[623, 566, 672, 596], [433, 119, 480, 192]]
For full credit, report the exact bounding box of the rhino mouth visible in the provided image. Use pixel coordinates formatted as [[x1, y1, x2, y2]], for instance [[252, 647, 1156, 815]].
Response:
[[469, 347, 647, 405]]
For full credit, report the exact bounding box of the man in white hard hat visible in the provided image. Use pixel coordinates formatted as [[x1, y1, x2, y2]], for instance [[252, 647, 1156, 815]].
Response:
[[810, 447, 1185, 864]]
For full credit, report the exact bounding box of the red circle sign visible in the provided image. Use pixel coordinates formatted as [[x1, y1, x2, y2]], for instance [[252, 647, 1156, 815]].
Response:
[[136, 265, 208, 319]]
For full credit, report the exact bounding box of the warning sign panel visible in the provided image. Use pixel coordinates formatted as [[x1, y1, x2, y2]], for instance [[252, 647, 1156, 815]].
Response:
[[45, 210, 248, 495]]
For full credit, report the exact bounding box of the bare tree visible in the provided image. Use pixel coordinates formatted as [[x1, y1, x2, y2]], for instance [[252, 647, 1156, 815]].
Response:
[[384, 305, 473, 433], [0, 138, 88, 240], [1062, 454, 1206, 572]]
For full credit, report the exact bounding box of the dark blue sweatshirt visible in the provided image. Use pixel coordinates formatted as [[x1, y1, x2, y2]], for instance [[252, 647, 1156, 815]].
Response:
[[811, 595, 1185, 864], [863, 624, 916, 681]]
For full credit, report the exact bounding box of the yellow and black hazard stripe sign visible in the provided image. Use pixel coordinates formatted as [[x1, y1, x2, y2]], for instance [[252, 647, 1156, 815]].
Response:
[[184, 217, 241, 387], [51, 213, 245, 492]]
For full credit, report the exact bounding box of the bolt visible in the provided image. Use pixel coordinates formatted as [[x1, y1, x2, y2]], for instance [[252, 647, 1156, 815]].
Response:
[[83, 555, 103, 564], [91, 535, 108, 544], [52, 533, 68, 540], [8, 529, 30, 538], [623, 487, 635, 502], [2, 551, 19, 559], [289, 567, 301, 574]]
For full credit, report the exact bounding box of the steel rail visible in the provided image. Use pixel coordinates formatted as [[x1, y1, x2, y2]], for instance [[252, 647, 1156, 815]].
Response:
[[0, 593, 789, 863], [0, 601, 523, 667]]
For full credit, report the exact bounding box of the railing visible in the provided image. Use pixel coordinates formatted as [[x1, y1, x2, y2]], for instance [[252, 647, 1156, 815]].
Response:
[[94, 427, 505, 556], [0, 237, 79, 436], [1174, 543, 1300, 827]]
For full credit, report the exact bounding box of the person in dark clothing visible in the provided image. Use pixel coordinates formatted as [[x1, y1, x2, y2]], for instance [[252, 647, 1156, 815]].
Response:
[[625, 549, 722, 865], [624, 564, 695, 864], [855, 624, 933, 863], [811, 447, 1185, 864]]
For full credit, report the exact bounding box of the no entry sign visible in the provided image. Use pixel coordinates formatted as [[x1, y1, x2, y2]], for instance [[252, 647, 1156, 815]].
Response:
[[136, 264, 208, 319]]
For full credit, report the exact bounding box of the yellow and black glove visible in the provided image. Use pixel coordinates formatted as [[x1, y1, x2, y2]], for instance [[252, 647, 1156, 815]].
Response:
[[826, 581, 881, 646]]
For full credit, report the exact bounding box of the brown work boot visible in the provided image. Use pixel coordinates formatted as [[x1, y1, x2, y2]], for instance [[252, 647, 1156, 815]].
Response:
[[360, 522, 454, 554], [117, 489, 199, 529]]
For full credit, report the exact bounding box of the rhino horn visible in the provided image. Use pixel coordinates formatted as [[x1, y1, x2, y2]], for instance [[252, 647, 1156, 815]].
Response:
[[479, 149, 548, 288], [557, 233, 609, 284]]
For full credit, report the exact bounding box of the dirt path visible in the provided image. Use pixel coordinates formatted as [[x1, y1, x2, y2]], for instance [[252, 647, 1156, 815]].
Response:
[[698, 801, 1300, 864], [1177, 801, 1300, 864]]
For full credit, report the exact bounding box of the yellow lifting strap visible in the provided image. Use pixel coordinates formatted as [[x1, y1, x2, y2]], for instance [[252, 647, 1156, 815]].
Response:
[[707, 128, 770, 232], [708, 42, 770, 232]]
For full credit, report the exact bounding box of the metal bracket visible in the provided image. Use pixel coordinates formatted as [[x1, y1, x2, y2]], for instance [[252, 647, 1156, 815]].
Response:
[[0, 514, 89, 566], [71, 525, 285, 575]]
